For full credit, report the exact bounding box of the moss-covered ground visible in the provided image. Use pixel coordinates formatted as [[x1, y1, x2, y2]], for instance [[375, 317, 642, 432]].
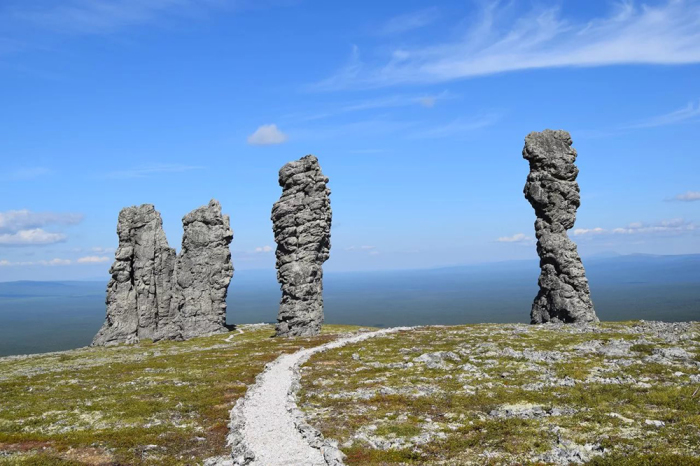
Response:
[[299, 322, 700, 465], [0, 324, 363, 465]]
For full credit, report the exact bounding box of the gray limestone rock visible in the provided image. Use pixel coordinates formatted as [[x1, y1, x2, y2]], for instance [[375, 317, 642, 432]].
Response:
[[271, 155, 332, 337], [92, 205, 177, 346], [523, 130, 598, 324], [92, 199, 233, 346], [170, 199, 234, 340]]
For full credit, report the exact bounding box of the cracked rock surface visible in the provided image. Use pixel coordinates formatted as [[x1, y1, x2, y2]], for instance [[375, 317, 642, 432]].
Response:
[[523, 130, 597, 324], [272, 155, 332, 337], [92, 199, 233, 346], [171, 199, 234, 340], [92, 205, 177, 346]]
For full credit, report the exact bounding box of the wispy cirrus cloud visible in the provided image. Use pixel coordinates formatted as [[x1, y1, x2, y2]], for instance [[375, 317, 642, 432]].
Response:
[[107, 164, 204, 178], [411, 113, 502, 139], [625, 100, 700, 129], [339, 91, 453, 113], [2, 0, 230, 36], [286, 91, 454, 123], [314, 1, 700, 90], [668, 190, 700, 202], [378, 7, 440, 35], [288, 119, 416, 142]]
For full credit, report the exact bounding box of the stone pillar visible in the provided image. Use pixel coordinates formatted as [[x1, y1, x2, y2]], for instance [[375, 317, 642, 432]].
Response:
[[171, 199, 234, 340], [92, 205, 176, 346], [523, 130, 598, 324], [272, 155, 332, 337]]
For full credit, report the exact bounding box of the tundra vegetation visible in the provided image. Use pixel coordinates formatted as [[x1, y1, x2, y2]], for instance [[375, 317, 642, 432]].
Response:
[[0, 324, 361, 465], [300, 322, 700, 465]]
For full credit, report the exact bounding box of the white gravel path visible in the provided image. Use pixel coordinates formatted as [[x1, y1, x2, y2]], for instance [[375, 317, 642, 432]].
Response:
[[224, 327, 414, 466]]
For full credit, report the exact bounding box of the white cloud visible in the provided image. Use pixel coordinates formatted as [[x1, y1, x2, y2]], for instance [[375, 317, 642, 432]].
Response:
[[0, 228, 67, 246], [626, 100, 700, 129], [669, 190, 700, 202], [0, 209, 83, 233], [45, 258, 71, 266], [315, 1, 700, 89], [254, 245, 273, 253], [379, 7, 440, 35], [0, 257, 71, 266], [247, 124, 288, 145], [574, 219, 697, 237], [612, 218, 696, 235], [572, 227, 607, 236], [496, 233, 534, 243], [77, 255, 110, 263], [108, 164, 204, 178], [91, 246, 116, 254]]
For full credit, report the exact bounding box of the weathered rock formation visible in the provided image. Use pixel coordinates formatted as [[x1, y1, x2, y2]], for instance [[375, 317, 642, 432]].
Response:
[[170, 200, 234, 340], [92, 205, 176, 346], [272, 155, 332, 337], [92, 199, 233, 346], [523, 130, 597, 324]]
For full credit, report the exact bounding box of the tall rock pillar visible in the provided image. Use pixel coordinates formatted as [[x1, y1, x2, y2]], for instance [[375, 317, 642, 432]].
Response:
[[523, 130, 598, 324], [92, 205, 176, 346], [171, 199, 234, 340], [272, 155, 332, 337]]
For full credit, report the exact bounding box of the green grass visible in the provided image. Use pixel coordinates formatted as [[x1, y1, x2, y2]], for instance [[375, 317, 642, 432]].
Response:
[[0, 324, 364, 465], [299, 322, 700, 465]]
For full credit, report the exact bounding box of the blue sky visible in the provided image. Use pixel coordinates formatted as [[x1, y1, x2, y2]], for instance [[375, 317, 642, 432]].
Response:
[[0, 0, 699, 281]]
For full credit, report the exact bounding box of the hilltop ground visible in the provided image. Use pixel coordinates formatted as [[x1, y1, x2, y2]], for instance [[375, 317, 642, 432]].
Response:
[[0, 324, 363, 465], [299, 322, 700, 465], [1, 322, 699, 465]]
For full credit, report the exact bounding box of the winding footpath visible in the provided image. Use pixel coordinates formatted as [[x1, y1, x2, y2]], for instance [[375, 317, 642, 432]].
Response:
[[208, 327, 413, 466]]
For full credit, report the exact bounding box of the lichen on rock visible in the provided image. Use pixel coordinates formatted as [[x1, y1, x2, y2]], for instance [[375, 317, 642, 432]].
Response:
[[271, 155, 332, 337], [523, 130, 598, 324]]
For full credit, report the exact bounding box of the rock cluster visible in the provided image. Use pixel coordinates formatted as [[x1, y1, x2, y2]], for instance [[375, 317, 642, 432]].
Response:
[[92, 200, 233, 346], [523, 130, 597, 324], [271, 155, 332, 337]]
